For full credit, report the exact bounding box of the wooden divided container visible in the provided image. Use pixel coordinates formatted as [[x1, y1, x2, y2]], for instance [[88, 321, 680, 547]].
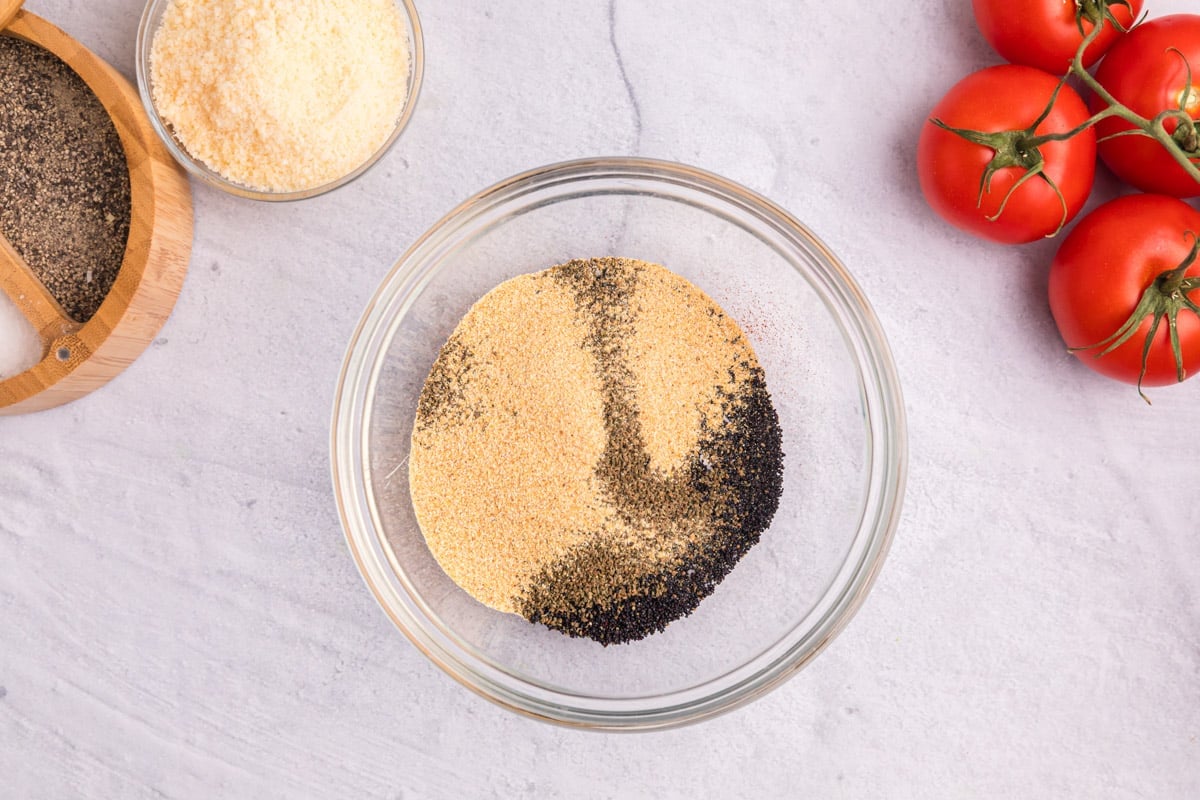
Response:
[[0, 0, 192, 415]]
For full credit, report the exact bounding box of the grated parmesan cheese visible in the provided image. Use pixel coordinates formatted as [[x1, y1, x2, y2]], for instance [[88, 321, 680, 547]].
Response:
[[150, 0, 411, 193]]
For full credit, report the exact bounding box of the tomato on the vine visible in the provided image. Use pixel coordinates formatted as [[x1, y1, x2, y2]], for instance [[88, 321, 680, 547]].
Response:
[[1091, 14, 1200, 198], [973, 0, 1143, 75], [918, 65, 1096, 244], [1049, 194, 1200, 396]]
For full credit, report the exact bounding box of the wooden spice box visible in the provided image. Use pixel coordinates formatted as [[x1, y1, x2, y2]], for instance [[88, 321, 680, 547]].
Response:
[[0, 0, 192, 415]]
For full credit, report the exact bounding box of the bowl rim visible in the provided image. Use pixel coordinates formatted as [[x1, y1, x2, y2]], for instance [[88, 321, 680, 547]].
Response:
[[330, 156, 908, 730], [134, 0, 424, 202]]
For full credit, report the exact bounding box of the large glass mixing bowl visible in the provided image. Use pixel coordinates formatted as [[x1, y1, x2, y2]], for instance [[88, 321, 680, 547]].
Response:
[[331, 158, 907, 730]]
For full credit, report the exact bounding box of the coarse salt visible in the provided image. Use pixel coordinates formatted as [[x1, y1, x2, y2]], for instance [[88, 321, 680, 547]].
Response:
[[0, 292, 43, 380], [150, 0, 411, 193]]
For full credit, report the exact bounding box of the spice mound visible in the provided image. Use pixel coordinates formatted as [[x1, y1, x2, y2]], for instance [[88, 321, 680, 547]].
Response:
[[149, 0, 411, 193], [0, 36, 131, 323], [408, 257, 784, 645]]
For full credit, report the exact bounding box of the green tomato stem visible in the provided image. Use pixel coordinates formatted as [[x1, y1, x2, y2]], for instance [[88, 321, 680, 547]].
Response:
[[1070, 234, 1200, 403], [1029, 105, 1119, 144]]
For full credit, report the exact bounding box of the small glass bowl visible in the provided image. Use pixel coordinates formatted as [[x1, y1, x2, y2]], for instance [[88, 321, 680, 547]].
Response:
[[331, 158, 907, 730], [134, 0, 423, 201]]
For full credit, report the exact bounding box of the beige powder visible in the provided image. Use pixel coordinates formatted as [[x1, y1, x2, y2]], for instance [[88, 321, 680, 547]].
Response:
[[624, 269, 757, 471], [408, 259, 779, 631], [409, 273, 611, 612], [150, 0, 411, 192]]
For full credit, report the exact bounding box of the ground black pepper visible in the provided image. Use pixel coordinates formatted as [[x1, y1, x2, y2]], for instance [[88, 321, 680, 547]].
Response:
[[0, 35, 131, 323], [414, 334, 476, 431]]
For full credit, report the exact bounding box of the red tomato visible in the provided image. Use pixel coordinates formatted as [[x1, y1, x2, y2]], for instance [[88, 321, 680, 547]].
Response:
[[1049, 194, 1200, 392], [1091, 15, 1200, 198], [918, 65, 1096, 244], [973, 0, 1143, 74]]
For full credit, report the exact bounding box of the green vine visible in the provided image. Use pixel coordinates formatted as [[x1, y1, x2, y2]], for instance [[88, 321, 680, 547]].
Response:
[[1070, 10, 1200, 182]]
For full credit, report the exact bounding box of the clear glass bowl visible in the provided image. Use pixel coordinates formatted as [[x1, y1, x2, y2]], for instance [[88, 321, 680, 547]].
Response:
[[135, 0, 423, 201], [331, 158, 907, 730]]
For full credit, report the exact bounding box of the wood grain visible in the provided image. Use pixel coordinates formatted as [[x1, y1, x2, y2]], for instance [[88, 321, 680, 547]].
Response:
[[0, 9, 192, 415], [0, 231, 78, 342], [0, 0, 20, 29]]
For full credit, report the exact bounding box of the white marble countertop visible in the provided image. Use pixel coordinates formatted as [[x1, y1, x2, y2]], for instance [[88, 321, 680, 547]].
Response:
[[3, 0, 1198, 797]]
